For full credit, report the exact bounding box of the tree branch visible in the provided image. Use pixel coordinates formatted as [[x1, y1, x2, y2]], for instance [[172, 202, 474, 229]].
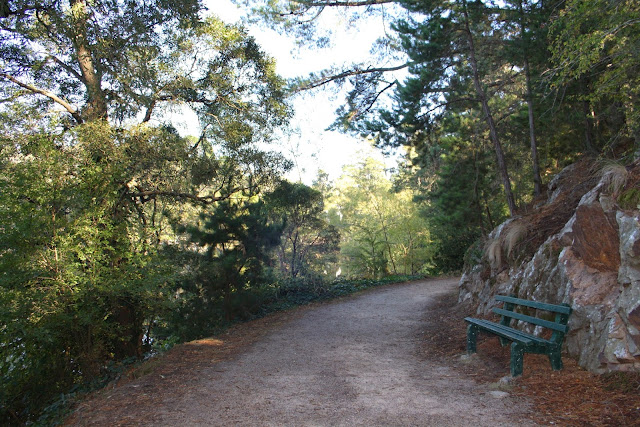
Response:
[[0, 2, 47, 19], [0, 72, 83, 124], [129, 189, 246, 205], [306, 0, 394, 7], [417, 97, 477, 120], [190, 124, 210, 153], [344, 79, 397, 124], [46, 55, 83, 81], [295, 62, 410, 92], [360, 80, 396, 115], [142, 98, 156, 122], [278, 0, 393, 17]]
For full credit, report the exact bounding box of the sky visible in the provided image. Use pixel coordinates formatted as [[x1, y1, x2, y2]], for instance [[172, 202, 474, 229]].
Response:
[[201, 0, 401, 185]]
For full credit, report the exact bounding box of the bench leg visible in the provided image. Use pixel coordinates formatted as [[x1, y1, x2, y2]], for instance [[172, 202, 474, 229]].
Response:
[[467, 324, 478, 354], [510, 342, 524, 377], [548, 348, 563, 371]]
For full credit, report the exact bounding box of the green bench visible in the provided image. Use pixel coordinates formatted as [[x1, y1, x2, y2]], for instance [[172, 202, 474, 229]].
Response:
[[464, 295, 572, 377]]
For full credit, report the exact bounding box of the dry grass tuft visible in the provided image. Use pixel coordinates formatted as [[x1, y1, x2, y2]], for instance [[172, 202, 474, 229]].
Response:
[[481, 158, 600, 268], [600, 161, 629, 195], [486, 238, 502, 268], [504, 221, 528, 258], [485, 221, 529, 268]]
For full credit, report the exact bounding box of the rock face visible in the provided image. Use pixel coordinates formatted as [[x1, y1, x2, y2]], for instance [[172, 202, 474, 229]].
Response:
[[459, 158, 640, 373]]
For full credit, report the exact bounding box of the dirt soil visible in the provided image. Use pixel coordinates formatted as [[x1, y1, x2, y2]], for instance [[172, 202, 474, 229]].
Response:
[[67, 278, 640, 426]]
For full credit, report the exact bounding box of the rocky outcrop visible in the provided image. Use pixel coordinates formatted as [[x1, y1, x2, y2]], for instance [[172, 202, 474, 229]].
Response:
[[459, 158, 640, 373]]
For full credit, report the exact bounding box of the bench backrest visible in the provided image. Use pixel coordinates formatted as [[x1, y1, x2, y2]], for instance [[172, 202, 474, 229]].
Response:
[[494, 295, 572, 344]]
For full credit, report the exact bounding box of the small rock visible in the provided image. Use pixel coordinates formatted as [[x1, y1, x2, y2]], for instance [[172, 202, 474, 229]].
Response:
[[459, 353, 476, 363], [489, 390, 510, 399], [499, 375, 516, 385]]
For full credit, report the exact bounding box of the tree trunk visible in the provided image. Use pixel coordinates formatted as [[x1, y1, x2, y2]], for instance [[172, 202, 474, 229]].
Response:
[[112, 296, 143, 359], [518, 0, 543, 196], [461, 0, 517, 217], [290, 231, 299, 278], [524, 56, 542, 196], [579, 78, 598, 153], [373, 200, 397, 274], [472, 150, 488, 235], [484, 196, 495, 230], [70, 0, 107, 121]]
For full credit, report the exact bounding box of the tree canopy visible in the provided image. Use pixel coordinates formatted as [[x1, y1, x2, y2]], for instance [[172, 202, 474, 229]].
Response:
[[0, 1, 293, 423]]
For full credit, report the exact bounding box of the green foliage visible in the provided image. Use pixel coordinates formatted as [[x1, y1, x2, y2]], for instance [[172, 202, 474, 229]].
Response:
[[166, 199, 284, 340], [618, 187, 640, 210], [330, 156, 434, 277], [550, 0, 640, 154], [423, 133, 508, 272], [261, 275, 426, 311], [264, 180, 340, 279], [0, 2, 291, 132], [338, 0, 617, 272], [241, 0, 639, 276], [0, 124, 176, 424], [3, 0, 639, 422]]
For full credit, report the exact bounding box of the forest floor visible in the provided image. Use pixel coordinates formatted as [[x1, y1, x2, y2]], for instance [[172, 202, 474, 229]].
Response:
[[66, 278, 640, 426]]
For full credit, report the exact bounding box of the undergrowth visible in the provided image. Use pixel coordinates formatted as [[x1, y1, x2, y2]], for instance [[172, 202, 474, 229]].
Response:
[[265, 275, 425, 311]]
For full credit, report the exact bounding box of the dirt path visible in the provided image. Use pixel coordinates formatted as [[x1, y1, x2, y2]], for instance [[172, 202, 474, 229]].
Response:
[[70, 278, 535, 426]]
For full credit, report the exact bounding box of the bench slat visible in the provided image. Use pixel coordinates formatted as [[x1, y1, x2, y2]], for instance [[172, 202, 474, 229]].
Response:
[[468, 318, 551, 346], [465, 317, 535, 345], [493, 307, 570, 333], [495, 295, 571, 315], [487, 322, 550, 345]]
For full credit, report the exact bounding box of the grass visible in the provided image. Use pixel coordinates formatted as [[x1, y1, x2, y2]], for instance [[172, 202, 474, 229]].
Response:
[[599, 160, 629, 195]]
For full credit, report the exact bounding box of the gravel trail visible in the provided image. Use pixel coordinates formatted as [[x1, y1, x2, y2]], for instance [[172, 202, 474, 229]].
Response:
[[139, 278, 533, 426]]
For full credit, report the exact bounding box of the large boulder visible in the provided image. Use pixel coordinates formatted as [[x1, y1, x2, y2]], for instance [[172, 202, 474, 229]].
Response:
[[459, 158, 640, 373]]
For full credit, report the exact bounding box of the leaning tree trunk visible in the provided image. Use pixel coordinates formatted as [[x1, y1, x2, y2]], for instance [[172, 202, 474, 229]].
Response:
[[374, 206, 397, 275], [524, 55, 542, 196], [461, 0, 517, 217], [580, 78, 598, 154], [290, 231, 299, 278], [518, 0, 542, 196]]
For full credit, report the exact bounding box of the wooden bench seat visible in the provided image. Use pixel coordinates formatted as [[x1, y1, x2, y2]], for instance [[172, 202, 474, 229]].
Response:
[[464, 295, 572, 377]]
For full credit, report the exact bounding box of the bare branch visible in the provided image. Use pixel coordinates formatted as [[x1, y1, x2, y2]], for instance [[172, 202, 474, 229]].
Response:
[[278, 0, 393, 17], [417, 97, 477, 120], [129, 189, 246, 205], [0, 72, 83, 124], [306, 0, 394, 7], [190, 124, 211, 153], [295, 62, 410, 92], [347, 79, 397, 123], [46, 55, 83, 81]]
